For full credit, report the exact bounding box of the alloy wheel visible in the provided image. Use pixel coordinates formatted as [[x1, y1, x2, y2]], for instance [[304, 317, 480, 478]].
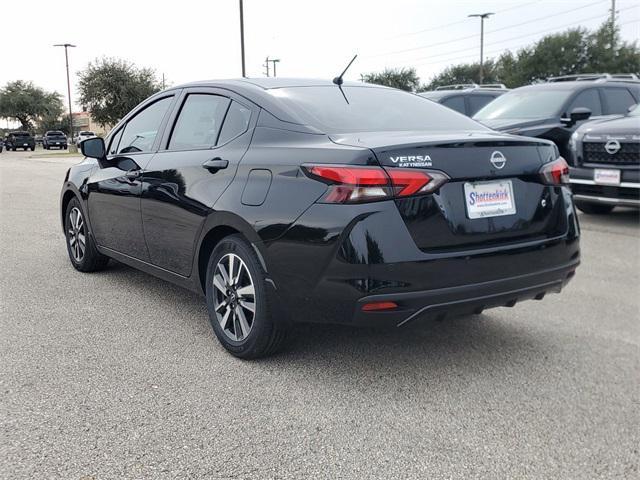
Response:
[[68, 207, 86, 262], [212, 253, 256, 341]]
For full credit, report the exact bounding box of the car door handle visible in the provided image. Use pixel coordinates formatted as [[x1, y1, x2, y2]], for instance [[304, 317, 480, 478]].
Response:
[[125, 169, 142, 179], [202, 158, 229, 172]]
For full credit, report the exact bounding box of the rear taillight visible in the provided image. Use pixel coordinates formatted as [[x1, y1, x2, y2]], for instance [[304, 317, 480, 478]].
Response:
[[539, 157, 569, 185], [303, 165, 449, 204]]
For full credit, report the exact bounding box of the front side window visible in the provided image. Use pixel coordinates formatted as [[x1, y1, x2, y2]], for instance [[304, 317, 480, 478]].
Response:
[[168, 94, 230, 150], [118, 96, 173, 154], [217, 101, 252, 145], [602, 88, 636, 115], [567, 89, 602, 116], [108, 128, 124, 155]]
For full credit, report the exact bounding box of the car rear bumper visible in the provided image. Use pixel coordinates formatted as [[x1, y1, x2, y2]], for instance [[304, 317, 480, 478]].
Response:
[[569, 167, 640, 207], [351, 260, 577, 326], [264, 196, 580, 326]]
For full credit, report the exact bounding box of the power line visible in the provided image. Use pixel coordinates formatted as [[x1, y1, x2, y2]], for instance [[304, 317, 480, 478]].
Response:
[[368, 0, 609, 59], [380, 0, 542, 43], [412, 15, 640, 68]]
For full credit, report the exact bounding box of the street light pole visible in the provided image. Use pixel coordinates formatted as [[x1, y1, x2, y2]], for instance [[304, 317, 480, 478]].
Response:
[[468, 13, 494, 84], [53, 43, 76, 150], [270, 58, 280, 77], [239, 0, 246, 77]]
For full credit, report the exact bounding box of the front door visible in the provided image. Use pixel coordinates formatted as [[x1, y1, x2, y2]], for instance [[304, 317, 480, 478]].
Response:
[[141, 88, 255, 276], [87, 95, 175, 261]]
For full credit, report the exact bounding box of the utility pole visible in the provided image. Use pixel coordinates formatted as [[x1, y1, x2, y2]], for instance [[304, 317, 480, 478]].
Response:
[[263, 56, 270, 77], [53, 43, 76, 151], [269, 58, 280, 77], [239, 0, 246, 77], [611, 0, 617, 48], [468, 12, 494, 85]]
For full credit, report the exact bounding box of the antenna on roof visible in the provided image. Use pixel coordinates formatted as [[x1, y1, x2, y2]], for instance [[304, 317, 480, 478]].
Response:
[[333, 54, 358, 86]]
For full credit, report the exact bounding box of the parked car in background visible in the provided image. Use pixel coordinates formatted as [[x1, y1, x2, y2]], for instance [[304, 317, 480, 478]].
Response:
[[419, 84, 508, 117], [567, 104, 640, 214], [473, 74, 640, 159], [43, 131, 68, 150], [75, 131, 96, 147], [4, 131, 36, 151], [61, 78, 579, 358]]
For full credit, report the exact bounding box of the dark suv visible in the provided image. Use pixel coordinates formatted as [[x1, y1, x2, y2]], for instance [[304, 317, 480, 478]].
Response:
[[567, 104, 639, 213], [4, 131, 35, 151], [420, 84, 508, 117], [43, 131, 68, 149], [473, 74, 640, 159]]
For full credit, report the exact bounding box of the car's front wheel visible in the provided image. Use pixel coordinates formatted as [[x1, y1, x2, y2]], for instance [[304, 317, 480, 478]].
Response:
[[575, 201, 615, 215], [205, 234, 288, 359], [64, 197, 109, 272]]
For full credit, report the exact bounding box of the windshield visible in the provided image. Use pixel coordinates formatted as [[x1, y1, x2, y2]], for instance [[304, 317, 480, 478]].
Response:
[[269, 86, 486, 133], [473, 89, 572, 120]]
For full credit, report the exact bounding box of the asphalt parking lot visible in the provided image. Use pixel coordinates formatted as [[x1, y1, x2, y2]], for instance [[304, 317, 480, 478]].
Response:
[[1, 148, 638, 479]]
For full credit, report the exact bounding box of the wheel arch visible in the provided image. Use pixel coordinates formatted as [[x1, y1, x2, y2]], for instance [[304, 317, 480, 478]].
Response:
[[194, 212, 265, 295]]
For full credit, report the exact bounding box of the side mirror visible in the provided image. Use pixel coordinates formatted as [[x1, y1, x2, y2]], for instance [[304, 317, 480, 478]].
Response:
[[80, 137, 106, 160]]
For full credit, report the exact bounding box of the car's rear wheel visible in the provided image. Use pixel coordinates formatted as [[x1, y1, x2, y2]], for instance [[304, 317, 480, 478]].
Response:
[[575, 201, 614, 215], [205, 234, 288, 359], [64, 197, 109, 272]]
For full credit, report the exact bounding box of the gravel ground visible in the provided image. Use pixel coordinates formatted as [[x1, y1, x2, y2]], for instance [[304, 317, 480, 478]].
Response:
[[1, 149, 638, 479]]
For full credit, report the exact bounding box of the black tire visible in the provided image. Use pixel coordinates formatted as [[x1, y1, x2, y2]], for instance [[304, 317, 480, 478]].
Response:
[[205, 234, 288, 359], [575, 201, 614, 215], [64, 197, 109, 272], [30, 146, 35, 151]]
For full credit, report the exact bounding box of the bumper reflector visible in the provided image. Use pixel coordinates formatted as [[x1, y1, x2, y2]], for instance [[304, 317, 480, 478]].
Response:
[[362, 301, 398, 312]]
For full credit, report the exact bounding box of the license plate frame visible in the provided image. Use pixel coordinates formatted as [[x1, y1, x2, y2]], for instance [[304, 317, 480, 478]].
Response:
[[464, 179, 517, 219], [594, 168, 620, 186]]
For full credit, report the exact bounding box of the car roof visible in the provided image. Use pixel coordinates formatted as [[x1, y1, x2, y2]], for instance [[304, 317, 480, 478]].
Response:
[[420, 89, 504, 100], [513, 80, 640, 92], [157, 77, 390, 129]]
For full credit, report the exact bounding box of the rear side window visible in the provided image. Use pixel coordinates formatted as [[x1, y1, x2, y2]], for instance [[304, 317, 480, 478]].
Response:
[[168, 94, 230, 150], [217, 101, 251, 145], [567, 89, 602, 116], [602, 88, 636, 114], [118, 96, 173, 154], [441, 95, 466, 114], [468, 95, 497, 116]]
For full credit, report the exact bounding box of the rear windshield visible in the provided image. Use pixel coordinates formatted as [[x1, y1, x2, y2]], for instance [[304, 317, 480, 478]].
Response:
[[473, 89, 573, 120], [47, 131, 64, 136], [268, 86, 486, 133], [14, 132, 30, 137], [80, 131, 94, 135]]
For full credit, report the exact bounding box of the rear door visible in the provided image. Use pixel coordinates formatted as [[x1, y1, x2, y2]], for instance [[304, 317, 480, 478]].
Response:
[[86, 94, 176, 261], [140, 87, 255, 276]]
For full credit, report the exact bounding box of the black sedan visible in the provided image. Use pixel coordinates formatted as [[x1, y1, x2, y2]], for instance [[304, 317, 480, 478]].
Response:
[[60, 78, 580, 358]]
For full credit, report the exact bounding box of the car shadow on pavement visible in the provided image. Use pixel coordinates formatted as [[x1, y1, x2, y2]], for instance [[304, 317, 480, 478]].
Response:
[[101, 259, 546, 377], [579, 207, 639, 230]]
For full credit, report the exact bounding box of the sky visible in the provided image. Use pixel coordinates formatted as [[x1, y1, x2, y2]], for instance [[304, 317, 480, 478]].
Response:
[[0, 0, 638, 113]]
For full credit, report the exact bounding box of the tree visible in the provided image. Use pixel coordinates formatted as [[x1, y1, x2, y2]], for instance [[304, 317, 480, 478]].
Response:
[[0, 81, 64, 131], [422, 20, 640, 89], [422, 61, 498, 90], [78, 57, 162, 127], [361, 67, 421, 91]]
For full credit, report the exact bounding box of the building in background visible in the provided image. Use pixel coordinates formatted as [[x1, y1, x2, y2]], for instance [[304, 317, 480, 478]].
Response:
[[72, 112, 110, 137]]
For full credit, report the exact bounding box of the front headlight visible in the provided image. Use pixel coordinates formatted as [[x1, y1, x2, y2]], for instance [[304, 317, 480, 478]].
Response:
[[569, 130, 581, 151]]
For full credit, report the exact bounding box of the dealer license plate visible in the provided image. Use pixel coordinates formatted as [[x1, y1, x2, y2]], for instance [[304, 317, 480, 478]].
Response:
[[594, 169, 620, 185], [464, 180, 516, 219]]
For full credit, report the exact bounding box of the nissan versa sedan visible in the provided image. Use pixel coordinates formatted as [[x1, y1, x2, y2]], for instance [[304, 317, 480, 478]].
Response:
[[60, 78, 580, 358]]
